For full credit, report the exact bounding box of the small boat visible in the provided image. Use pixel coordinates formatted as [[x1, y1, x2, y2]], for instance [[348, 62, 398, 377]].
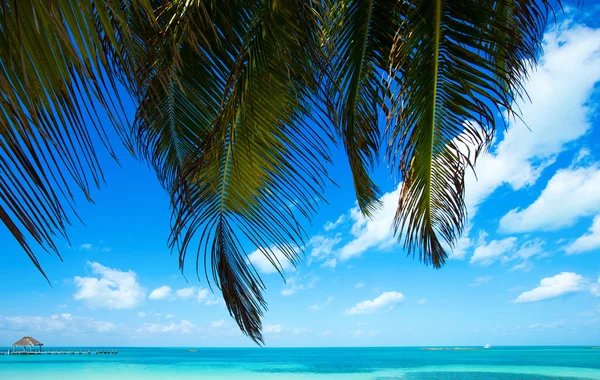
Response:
[[484, 344, 491, 349]]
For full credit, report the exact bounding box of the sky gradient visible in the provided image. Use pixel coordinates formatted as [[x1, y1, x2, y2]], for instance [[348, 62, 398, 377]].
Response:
[[1, 6, 600, 348]]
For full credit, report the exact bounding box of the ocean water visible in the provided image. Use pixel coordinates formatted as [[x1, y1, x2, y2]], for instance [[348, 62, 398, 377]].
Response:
[[0, 346, 599, 379]]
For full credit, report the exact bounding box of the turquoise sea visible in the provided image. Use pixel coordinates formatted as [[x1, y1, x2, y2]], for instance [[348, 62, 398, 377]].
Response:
[[0, 347, 599, 379]]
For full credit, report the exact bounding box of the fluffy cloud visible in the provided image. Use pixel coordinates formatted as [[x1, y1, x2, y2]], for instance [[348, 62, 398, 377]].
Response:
[[210, 319, 226, 328], [309, 235, 341, 262], [470, 233, 517, 266], [80, 243, 93, 250], [323, 215, 345, 231], [281, 273, 318, 296], [247, 246, 298, 274], [73, 262, 145, 310], [0, 314, 116, 334], [565, 215, 600, 255], [137, 320, 198, 334], [176, 287, 196, 298], [344, 291, 404, 315], [464, 23, 600, 216], [513, 272, 587, 303], [175, 286, 219, 305], [263, 324, 284, 334], [469, 233, 545, 268], [149, 286, 172, 300], [338, 185, 400, 261], [445, 224, 473, 260], [499, 165, 600, 233]]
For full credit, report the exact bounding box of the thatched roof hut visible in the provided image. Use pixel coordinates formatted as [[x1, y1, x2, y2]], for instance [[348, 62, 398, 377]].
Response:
[[13, 336, 43, 351]]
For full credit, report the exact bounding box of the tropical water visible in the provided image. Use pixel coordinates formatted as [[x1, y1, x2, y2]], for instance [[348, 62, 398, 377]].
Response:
[[0, 346, 599, 379]]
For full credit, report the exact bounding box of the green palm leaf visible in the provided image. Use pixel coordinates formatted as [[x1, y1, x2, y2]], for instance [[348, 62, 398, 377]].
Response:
[[135, 0, 331, 344], [0, 0, 150, 278], [329, 0, 405, 216], [387, 0, 559, 267]]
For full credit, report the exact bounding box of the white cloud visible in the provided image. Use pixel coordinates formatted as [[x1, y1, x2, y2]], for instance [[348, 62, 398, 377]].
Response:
[[470, 233, 517, 266], [263, 324, 283, 334], [137, 312, 147, 318], [175, 286, 219, 305], [73, 262, 145, 310], [514, 272, 587, 303], [320, 258, 337, 269], [318, 330, 333, 337], [344, 291, 404, 315], [499, 165, 600, 233], [263, 324, 309, 336], [165, 313, 175, 319], [210, 319, 226, 328], [137, 320, 198, 334], [565, 215, 600, 254], [80, 243, 93, 250], [511, 260, 534, 272], [310, 235, 341, 262], [512, 239, 546, 260], [354, 282, 365, 289], [0, 314, 116, 334], [149, 286, 172, 300], [446, 224, 473, 260], [464, 23, 600, 218], [417, 298, 427, 305], [591, 277, 600, 297], [176, 287, 196, 298], [324, 215, 345, 231], [338, 185, 400, 261], [281, 273, 318, 296], [247, 246, 297, 274], [469, 276, 492, 287]]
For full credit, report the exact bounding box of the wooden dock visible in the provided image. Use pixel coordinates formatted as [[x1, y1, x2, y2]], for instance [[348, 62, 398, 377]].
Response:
[[3, 350, 118, 356]]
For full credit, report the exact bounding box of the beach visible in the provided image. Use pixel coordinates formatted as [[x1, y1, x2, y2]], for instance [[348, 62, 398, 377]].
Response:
[[1, 346, 599, 379]]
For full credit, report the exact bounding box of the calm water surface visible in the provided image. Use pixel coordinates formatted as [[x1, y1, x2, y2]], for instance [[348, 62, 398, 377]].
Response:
[[0, 346, 599, 379]]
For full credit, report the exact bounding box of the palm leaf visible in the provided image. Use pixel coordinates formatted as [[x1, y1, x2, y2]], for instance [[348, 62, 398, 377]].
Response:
[[0, 0, 151, 278], [135, 0, 331, 344], [387, 0, 559, 267], [328, 0, 406, 216]]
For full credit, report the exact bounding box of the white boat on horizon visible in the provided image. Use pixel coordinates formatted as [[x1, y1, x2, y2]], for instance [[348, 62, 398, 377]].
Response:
[[484, 344, 491, 349]]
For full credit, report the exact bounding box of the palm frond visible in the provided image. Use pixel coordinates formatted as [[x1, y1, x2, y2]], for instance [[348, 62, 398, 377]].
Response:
[[135, 0, 331, 344], [387, 0, 559, 267], [329, 0, 405, 216], [0, 0, 150, 278]]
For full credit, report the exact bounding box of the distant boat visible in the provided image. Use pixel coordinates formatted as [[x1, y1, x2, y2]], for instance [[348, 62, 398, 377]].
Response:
[[484, 344, 491, 349]]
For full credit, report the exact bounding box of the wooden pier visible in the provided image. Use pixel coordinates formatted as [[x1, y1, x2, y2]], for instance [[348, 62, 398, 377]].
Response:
[[4, 349, 118, 356]]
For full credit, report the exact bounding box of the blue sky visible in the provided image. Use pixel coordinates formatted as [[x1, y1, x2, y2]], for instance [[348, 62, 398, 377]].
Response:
[[1, 7, 600, 348]]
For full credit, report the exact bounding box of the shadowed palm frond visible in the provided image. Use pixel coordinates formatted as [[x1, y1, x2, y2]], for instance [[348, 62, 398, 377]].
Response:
[[134, 0, 331, 344], [0, 0, 151, 279], [386, 0, 559, 267], [328, 0, 407, 217]]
